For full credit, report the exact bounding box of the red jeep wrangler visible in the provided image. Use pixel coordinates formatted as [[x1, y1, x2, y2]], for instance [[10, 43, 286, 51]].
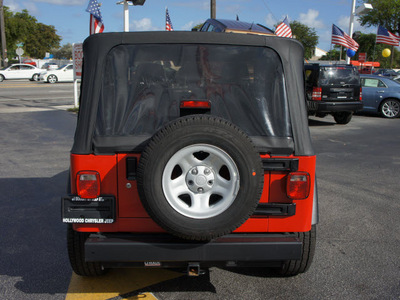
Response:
[[62, 31, 318, 277]]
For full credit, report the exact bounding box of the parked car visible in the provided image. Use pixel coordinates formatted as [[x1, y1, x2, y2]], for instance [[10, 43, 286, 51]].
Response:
[[39, 64, 74, 83], [198, 19, 274, 36], [304, 64, 363, 124], [0, 63, 42, 82], [373, 68, 399, 78], [62, 31, 318, 277], [41, 62, 59, 70], [360, 74, 400, 118], [22, 58, 37, 67], [392, 75, 400, 84]]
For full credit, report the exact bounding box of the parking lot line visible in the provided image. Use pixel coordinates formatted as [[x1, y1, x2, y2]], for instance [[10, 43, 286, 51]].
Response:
[[0, 97, 73, 101], [0, 107, 55, 113], [65, 269, 181, 300], [0, 84, 44, 88]]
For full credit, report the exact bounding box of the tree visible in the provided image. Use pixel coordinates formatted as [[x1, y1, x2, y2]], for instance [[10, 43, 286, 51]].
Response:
[[52, 43, 72, 59], [358, 0, 400, 67], [319, 33, 400, 67], [355, 33, 381, 60], [319, 47, 343, 61], [0, 7, 61, 59], [353, 32, 400, 68], [27, 23, 60, 58], [358, 0, 400, 34], [290, 21, 319, 60], [192, 23, 204, 31]]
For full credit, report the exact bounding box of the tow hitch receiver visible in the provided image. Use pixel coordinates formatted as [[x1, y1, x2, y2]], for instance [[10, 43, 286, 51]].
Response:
[[187, 262, 204, 276]]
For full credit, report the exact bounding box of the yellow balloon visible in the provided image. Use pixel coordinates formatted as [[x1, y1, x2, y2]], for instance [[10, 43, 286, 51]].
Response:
[[382, 48, 391, 57]]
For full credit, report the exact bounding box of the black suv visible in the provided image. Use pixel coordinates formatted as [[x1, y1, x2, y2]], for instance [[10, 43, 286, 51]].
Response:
[[305, 64, 363, 124], [63, 31, 318, 277]]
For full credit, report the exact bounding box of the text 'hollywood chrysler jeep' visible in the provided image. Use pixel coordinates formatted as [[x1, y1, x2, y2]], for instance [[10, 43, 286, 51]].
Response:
[[62, 31, 318, 277]]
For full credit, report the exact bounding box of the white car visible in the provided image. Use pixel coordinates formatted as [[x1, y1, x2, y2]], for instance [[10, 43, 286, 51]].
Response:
[[0, 64, 42, 82], [41, 62, 59, 70], [40, 64, 74, 83]]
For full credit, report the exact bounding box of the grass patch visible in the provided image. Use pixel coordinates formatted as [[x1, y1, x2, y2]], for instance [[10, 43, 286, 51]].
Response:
[[68, 107, 79, 113]]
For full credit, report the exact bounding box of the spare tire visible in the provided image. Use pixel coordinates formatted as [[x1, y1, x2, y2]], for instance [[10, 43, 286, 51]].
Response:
[[137, 115, 263, 240]]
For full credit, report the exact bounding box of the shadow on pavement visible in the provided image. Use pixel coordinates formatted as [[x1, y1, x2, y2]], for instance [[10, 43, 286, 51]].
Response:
[[0, 171, 219, 298], [308, 118, 336, 127], [0, 171, 71, 295], [118, 270, 217, 299], [0, 169, 291, 298]]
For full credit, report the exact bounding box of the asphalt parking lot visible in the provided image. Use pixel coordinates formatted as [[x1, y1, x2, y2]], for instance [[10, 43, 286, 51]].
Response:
[[0, 81, 399, 299]]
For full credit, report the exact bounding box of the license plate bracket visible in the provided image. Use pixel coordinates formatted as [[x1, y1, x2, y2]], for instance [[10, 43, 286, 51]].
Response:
[[62, 196, 115, 224]]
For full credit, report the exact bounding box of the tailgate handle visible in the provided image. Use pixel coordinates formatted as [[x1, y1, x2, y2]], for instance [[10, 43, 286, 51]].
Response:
[[126, 157, 137, 180], [262, 158, 299, 171]]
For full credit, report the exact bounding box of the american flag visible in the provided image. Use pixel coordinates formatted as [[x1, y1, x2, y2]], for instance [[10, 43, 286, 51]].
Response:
[[376, 25, 399, 46], [166, 8, 174, 31], [275, 16, 292, 38], [331, 24, 359, 52], [86, 0, 104, 35]]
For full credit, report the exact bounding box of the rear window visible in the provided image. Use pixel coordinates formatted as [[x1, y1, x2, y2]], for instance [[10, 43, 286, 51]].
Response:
[[319, 67, 360, 86], [96, 44, 291, 139]]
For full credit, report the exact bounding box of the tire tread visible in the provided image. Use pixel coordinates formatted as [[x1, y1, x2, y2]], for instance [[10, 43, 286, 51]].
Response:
[[279, 225, 316, 276], [67, 225, 106, 276]]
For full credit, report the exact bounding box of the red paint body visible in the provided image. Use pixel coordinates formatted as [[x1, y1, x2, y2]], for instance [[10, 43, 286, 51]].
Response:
[[72, 153, 316, 234]]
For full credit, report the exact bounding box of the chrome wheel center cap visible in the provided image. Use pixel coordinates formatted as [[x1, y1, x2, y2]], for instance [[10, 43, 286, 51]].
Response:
[[186, 166, 215, 193]]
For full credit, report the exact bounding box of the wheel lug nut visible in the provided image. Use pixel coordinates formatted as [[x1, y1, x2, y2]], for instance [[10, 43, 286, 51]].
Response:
[[197, 187, 204, 193], [204, 169, 211, 175], [191, 168, 198, 175], [188, 180, 194, 186]]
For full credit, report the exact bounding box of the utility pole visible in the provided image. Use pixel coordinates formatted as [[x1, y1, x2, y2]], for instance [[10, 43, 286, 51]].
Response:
[[211, 0, 216, 19], [0, 0, 7, 68]]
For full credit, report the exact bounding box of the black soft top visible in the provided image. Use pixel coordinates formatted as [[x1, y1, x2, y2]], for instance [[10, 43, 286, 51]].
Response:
[[72, 31, 314, 156]]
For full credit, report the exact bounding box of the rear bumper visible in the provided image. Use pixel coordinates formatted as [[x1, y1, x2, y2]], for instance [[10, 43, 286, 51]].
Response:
[[308, 100, 363, 113], [85, 233, 302, 264]]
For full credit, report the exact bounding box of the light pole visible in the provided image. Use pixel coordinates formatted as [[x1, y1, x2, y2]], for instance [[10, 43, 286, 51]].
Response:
[[116, 0, 146, 32], [346, 1, 373, 64], [0, 0, 7, 68]]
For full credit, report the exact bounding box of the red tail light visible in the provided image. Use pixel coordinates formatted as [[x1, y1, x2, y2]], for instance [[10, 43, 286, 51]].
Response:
[[180, 100, 211, 109], [287, 172, 310, 200], [312, 87, 322, 101], [76, 171, 100, 199], [359, 87, 362, 101]]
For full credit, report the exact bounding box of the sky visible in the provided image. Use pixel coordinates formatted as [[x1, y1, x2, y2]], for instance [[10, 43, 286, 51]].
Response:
[[4, 0, 377, 52]]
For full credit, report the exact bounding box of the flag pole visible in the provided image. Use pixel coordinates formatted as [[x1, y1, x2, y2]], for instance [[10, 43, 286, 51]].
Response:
[[390, 45, 394, 68], [372, 31, 377, 73], [329, 27, 333, 62], [123, 0, 129, 32], [346, 0, 356, 64]]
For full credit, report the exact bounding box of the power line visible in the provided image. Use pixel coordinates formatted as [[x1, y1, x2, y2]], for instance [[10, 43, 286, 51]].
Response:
[[260, 0, 279, 24]]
